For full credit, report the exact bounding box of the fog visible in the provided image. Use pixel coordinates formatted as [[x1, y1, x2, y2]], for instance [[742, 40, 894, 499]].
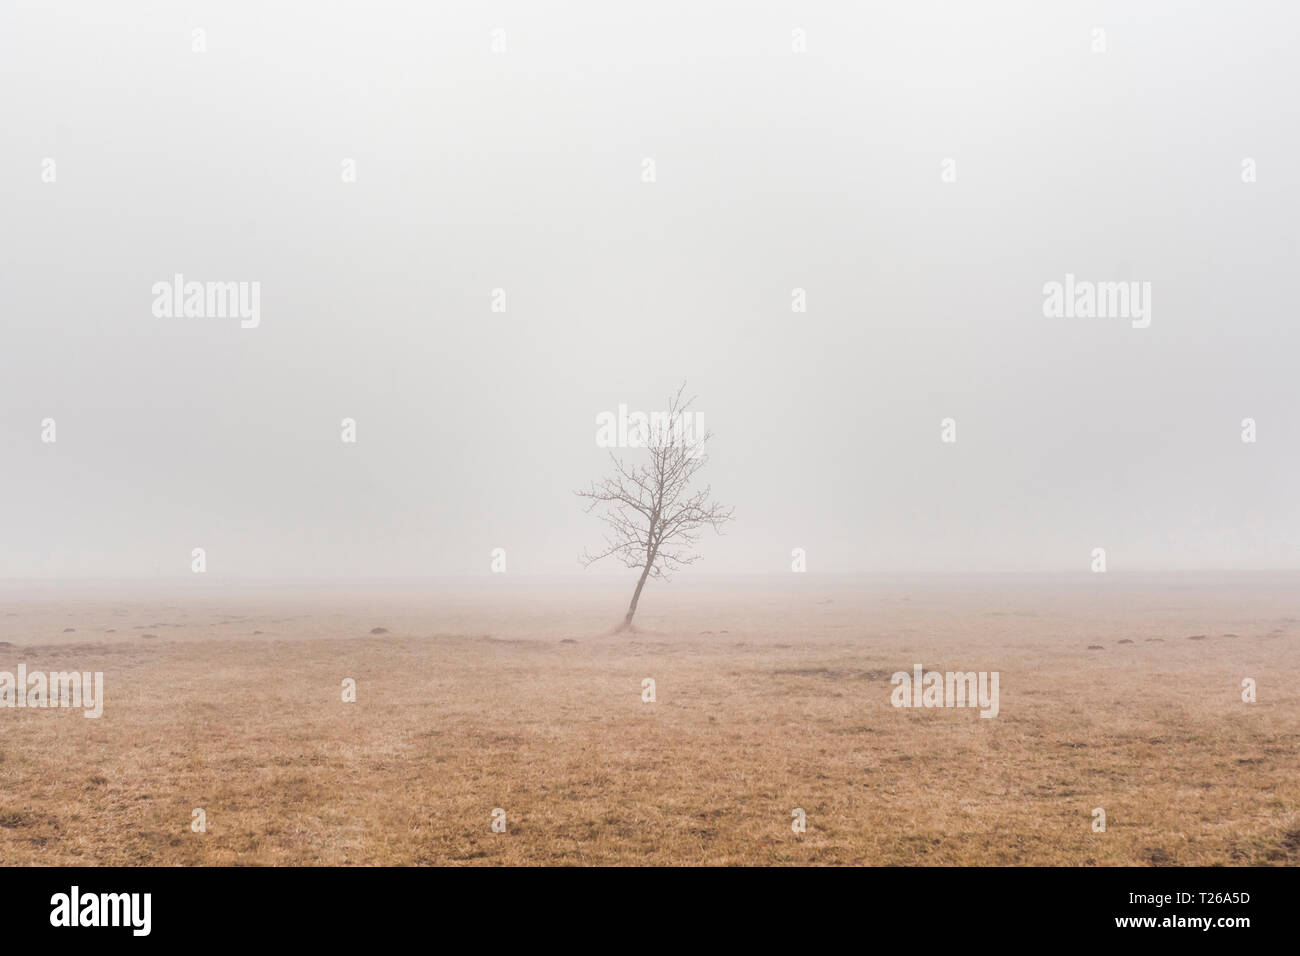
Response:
[[2, 1, 1297, 577]]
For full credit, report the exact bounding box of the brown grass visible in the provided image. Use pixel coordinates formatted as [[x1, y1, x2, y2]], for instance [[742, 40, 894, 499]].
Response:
[[1, 574, 1297, 865]]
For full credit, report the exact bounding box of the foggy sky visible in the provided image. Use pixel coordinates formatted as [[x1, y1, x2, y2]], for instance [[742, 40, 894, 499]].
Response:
[[2, 1, 1298, 577]]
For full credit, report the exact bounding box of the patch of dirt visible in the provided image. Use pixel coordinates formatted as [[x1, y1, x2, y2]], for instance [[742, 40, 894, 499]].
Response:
[[772, 667, 895, 681]]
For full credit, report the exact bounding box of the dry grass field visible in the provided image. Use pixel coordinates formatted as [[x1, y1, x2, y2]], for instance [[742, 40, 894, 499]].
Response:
[[1, 573, 1298, 866]]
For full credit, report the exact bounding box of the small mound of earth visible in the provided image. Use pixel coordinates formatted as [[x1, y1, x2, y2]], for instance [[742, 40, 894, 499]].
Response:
[[370, 627, 389, 635], [1087, 644, 1105, 650], [63, 628, 75, 633], [1117, 639, 1134, 644], [560, 638, 577, 644], [1145, 638, 1164, 642], [1188, 634, 1207, 641]]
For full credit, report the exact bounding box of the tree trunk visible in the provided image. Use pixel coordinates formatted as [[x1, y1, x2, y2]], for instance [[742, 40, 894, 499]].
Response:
[[620, 560, 654, 631]]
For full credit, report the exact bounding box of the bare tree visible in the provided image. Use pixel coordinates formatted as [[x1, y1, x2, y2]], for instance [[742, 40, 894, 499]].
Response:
[[577, 383, 734, 631]]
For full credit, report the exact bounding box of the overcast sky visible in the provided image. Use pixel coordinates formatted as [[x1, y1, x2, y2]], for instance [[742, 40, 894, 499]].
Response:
[[2, 1, 1297, 577]]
